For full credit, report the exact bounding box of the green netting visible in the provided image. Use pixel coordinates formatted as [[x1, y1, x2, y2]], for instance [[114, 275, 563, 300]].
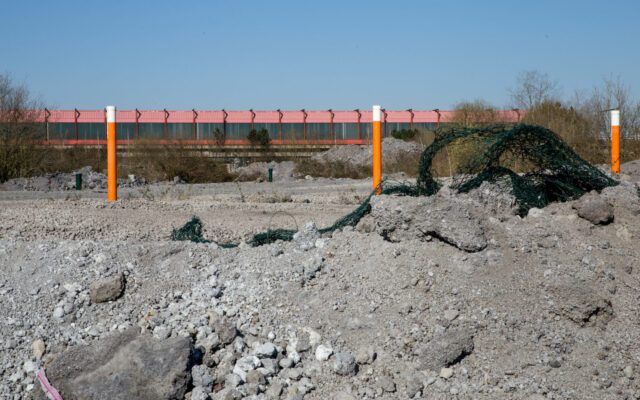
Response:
[[417, 124, 617, 215], [170, 216, 211, 243], [171, 124, 618, 247]]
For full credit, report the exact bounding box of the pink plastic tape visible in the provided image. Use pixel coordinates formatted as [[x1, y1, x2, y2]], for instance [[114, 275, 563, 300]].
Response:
[[36, 369, 64, 400]]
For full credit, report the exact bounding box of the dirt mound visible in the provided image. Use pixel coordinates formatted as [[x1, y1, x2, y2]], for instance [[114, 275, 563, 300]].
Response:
[[0, 166, 146, 192], [312, 137, 424, 168], [621, 159, 640, 182], [233, 161, 297, 182]]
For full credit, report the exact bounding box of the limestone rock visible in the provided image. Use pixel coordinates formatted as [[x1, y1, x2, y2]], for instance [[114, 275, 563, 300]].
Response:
[[416, 328, 474, 370], [89, 272, 125, 303], [573, 193, 614, 225], [331, 352, 357, 376], [38, 328, 193, 400]]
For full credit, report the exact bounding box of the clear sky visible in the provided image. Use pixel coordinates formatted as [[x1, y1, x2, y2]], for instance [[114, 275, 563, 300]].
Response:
[[1, 0, 638, 110]]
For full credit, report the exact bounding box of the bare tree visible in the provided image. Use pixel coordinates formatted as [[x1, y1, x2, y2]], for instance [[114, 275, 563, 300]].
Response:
[[510, 70, 559, 110], [574, 77, 640, 140], [0, 74, 45, 182]]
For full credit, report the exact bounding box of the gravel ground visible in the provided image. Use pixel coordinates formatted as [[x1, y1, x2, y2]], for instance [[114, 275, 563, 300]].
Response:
[[1, 166, 640, 400]]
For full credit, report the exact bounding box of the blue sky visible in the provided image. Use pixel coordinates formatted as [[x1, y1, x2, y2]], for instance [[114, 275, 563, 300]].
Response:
[[1, 0, 638, 110]]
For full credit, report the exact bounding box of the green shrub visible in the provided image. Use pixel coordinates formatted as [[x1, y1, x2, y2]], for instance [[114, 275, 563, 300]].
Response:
[[247, 128, 271, 147], [213, 128, 225, 147], [391, 128, 419, 141]]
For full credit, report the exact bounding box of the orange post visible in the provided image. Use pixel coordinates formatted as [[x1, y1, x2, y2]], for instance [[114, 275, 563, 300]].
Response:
[[611, 109, 620, 174], [372, 105, 382, 194], [106, 106, 117, 201]]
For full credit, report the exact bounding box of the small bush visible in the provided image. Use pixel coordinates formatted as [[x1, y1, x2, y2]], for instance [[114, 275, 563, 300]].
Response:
[[213, 128, 225, 147], [391, 128, 419, 141], [247, 129, 271, 147], [120, 143, 234, 183], [384, 151, 421, 176]]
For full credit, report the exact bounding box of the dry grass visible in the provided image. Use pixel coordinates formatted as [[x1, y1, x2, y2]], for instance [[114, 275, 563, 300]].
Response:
[[8, 145, 234, 184], [38, 147, 106, 174], [119, 142, 234, 183], [294, 151, 422, 179]]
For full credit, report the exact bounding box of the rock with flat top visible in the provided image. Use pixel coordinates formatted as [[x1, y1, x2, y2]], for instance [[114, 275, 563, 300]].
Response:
[[90, 272, 125, 303], [38, 328, 193, 400]]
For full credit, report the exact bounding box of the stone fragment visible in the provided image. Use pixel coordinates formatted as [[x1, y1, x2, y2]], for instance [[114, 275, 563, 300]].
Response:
[[89, 272, 125, 303], [213, 388, 242, 400], [153, 325, 172, 340], [549, 282, 613, 326], [440, 367, 454, 379], [293, 222, 320, 251], [416, 328, 474, 370], [355, 215, 376, 233], [266, 381, 283, 398], [52, 307, 65, 319], [377, 375, 396, 392], [315, 344, 333, 361], [233, 355, 261, 381], [287, 367, 303, 380], [192, 365, 214, 389], [23, 360, 38, 373], [245, 370, 266, 385], [225, 373, 243, 388], [32, 339, 45, 360], [254, 342, 277, 358], [573, 193, 614, 225], [258, 358, 279, 376], [190, 386, 210, 400], [303, 361, 322, 378], [403, 372, 424, 398], [279, 357, 294, 369], [332, 352, 357, 376], [355, 346, 376, 365], [212, 319, 237, 345], [370, 196, 487, 252]]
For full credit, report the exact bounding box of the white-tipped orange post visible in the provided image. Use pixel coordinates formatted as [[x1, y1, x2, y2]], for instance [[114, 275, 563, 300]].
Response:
[[611, 109, 620, 174], [372, 105, 382, 194], [106, 106, 117, 201]]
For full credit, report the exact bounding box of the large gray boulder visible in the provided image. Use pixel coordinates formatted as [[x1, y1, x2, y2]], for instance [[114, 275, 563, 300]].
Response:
[[573, 192, 614, 225], [39, 328, 193, 400], [370, 195, 487, 252], [549, 282, 613, 326], [90, 272, 125, 303]]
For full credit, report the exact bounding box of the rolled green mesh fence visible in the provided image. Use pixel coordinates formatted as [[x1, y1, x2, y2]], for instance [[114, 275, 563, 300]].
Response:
[[171, 124, 618, 247]]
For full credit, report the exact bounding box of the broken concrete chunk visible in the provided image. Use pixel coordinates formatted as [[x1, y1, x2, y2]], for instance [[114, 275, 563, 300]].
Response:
[[370, 195, 487, 252], [549, 282, 613, 326], [89, 272, 125, 303], [331, 352, 357, 376], [416, 328, 475, 370], [573, 193, 614, 225], [39, 328, 193, 400]]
